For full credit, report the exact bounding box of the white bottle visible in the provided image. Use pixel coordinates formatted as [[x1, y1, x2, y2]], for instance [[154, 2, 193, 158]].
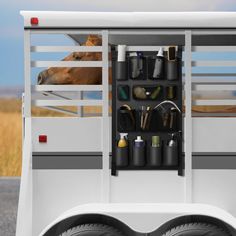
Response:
[[134, 136, 145, 148]]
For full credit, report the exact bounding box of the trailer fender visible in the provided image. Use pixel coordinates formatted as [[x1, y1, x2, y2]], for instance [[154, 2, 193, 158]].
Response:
[[39, 203, 236, 236]]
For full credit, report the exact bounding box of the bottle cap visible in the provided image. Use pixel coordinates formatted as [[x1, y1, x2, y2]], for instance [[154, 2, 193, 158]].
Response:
[[135, 136, 143, 142], [152, 136, 160, 146], [118, 45, 126, 62], [129, 52, 138, 57], [157, 47, 164, 57]]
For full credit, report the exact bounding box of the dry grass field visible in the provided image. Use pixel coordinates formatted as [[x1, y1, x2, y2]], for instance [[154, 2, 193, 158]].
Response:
[[0, 99, 22, 176], [0, 99, 102, 176]]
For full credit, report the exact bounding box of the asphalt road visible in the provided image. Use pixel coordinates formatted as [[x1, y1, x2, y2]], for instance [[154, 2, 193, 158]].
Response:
[[0, 178, 20, 236]]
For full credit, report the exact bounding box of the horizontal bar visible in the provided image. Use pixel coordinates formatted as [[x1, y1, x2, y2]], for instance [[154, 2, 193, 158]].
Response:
[[190, 77, 236, 84], [123, 46, 236, 52], [123, 46, 177, 51], [31, 30, 102, 34], [182, 61, 236, 67], [192, 46, 236, 52], [192, 112, 236, 117], [31, 46, 102, 52], [109, 29, 185, 35], [192, 30, 236, 35], [194, 84, 236, 91], [33, 99, 103, 106], [192, 61, 236, 67], [32, 85, 103, 92], [194, 99, 236, 106], [32, 154, 236, 170], [183, 73, 236, 77], [31, 61, 103, 68], [32, 155, 103, 170]]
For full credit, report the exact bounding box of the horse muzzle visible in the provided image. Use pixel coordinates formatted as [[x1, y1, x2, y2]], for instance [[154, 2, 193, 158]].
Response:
[[38, 71, 47, 85]]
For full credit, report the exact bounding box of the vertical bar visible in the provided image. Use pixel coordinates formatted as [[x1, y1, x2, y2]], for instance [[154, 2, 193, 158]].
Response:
[[24, 30, 31, 117], [81, 91, 84, 117], [77, 91, 83, 117], [16, 30, 33, 236], [16, 123, 32, 236], [101, 30, 110, 202], [184, 30, 193, 203]]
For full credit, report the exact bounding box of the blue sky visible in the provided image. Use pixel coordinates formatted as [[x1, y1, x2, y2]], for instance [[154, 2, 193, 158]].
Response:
[[1, 0, 236, 86]]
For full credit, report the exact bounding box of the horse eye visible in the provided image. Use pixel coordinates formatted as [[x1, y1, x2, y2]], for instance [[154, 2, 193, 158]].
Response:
[[73, 53, 81, 60]]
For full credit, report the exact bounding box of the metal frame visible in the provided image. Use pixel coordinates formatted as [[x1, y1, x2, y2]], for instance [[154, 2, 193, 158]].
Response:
[[184, 30, 192, 203], [23, 27, 236, 199], [101, 30, 110, 202]]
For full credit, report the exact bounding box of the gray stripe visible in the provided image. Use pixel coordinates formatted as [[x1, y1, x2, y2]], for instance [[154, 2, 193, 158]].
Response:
[[192, 152, 236, 156], [32, 153, 236, 170], [193, 155, 236, 169], [33, 152, 112, 156], [33, 155, 103, 169]]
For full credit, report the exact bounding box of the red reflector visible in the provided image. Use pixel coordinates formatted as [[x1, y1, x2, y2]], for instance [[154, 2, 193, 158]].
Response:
[[31, 17, 39, 25], [39, 135, 47, 143]]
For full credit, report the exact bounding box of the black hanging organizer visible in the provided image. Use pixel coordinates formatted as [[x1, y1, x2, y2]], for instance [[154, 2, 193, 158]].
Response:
[[111, 47, 184, 176]]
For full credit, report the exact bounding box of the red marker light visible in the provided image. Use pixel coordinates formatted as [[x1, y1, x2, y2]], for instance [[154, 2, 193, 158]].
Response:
[[39, 135, 47, 143], [31, 17, 39, 25]]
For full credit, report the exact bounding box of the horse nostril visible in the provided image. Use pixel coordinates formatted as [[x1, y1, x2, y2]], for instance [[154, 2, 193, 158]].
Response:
[[38, 72, 45, 85]]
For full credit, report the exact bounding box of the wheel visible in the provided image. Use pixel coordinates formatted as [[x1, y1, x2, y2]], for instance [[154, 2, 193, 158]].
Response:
[[162, 223, 229, 236], [60, 223, 125, 236]]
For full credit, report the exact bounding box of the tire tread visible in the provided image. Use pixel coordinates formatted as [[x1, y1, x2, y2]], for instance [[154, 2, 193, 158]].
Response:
[[60, 223, 124, 236], [162, 223, 229, 236]]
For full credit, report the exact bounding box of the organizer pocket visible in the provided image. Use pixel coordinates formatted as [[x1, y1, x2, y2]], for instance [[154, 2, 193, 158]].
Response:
[[163, 144, 178, 166], [117, 85, 129, 101], [132, 144, 146, 166], [133, 85, 163, 100], [149, 109, 180, 132], [117, 108, 136, 132], [148, 145, 162, 167], [128, 56, 147, 80], [115, 61, 127, 81], [116, 145, 129, 167], [165, 59, 179, 81], [166, 85, 177, 100], [148, 56, 164, 80], [137, 109, 159, 132]]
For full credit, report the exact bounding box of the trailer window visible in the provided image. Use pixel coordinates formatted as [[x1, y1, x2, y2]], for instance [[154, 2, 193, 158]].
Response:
[[29, 32, 109, 117], [187, 37, 236, 117]]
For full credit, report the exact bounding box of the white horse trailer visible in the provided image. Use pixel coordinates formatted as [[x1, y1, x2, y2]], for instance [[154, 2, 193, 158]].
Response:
[[17, 11, 236, 236]]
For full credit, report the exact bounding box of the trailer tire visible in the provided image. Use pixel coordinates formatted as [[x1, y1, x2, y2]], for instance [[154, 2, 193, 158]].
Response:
[[60, 223, 125, 236], [162, 223, 229, 236]]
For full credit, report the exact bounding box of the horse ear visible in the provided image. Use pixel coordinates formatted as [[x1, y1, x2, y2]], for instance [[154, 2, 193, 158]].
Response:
[[86, 35, 102, 46]]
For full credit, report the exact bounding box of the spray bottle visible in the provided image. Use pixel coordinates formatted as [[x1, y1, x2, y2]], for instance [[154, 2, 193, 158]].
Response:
[[153, 47, 164, 79], [168, 133, 177, 147], [118, 133, 128, 148]]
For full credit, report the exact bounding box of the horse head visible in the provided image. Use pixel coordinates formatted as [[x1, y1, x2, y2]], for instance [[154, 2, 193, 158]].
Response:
[[37, 35, 105, 85]]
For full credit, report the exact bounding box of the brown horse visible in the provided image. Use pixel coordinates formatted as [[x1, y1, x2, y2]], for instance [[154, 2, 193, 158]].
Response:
[[37, 35, 112, 85]]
